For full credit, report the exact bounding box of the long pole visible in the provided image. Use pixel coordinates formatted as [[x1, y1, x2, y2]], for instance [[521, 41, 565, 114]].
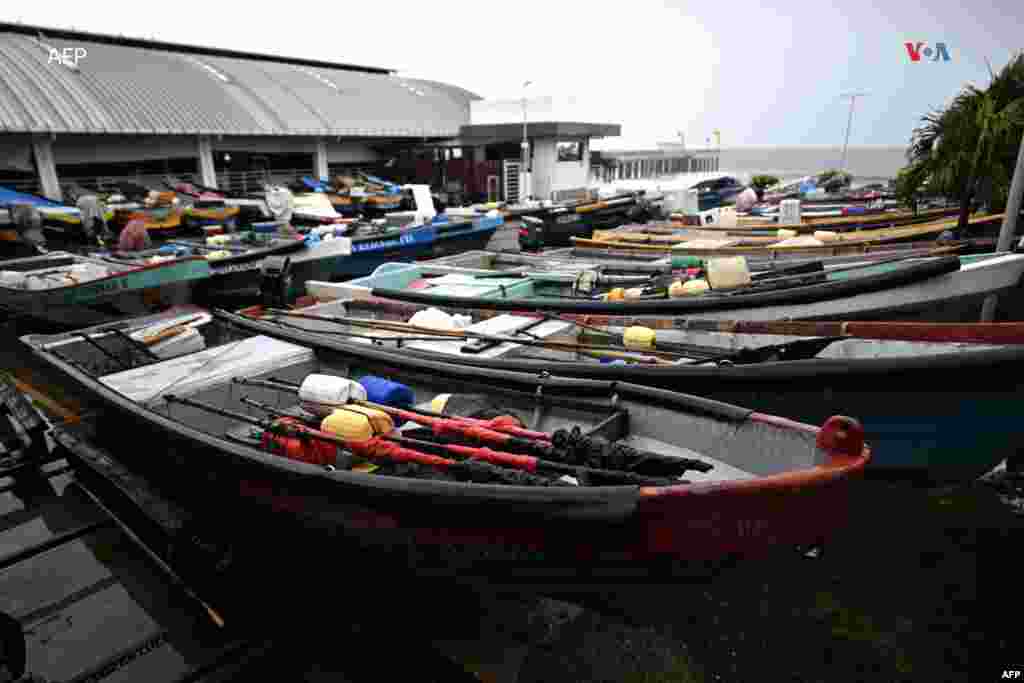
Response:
[[839, 92, 868, 172], [521, 81, 531, 202], [980, 132, 1024, 321]]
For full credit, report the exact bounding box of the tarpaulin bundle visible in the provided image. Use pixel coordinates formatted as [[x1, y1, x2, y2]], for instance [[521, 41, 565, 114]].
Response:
[[550, 426, 713, 477]]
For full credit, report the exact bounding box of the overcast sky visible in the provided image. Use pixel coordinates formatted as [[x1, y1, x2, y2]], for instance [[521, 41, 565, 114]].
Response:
[[7, 1, 1022, 149]]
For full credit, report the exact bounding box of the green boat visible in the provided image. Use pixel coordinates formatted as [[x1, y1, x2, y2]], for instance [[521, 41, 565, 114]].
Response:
[[0, 251, 211, 329]]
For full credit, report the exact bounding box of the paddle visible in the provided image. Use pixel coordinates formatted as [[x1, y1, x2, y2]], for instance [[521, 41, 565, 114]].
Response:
[[259, 309, 692, 362]]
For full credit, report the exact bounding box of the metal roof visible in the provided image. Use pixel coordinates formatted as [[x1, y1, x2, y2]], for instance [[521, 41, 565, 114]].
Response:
[[0, 27, 470, 137]]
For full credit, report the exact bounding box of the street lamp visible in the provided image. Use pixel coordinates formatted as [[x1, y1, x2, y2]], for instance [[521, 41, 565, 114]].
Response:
[[839, 91, 869, 172], [521, 81, 532, 202]]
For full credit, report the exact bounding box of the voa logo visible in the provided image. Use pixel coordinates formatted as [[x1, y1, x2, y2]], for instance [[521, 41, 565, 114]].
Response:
[[904, 41, 952, 62]]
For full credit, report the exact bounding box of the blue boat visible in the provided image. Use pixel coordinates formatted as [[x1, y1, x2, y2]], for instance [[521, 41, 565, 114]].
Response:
[[301, 213, 503, 283]]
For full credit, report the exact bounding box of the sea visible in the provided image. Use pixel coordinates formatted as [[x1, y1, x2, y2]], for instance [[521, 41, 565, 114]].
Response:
[[595, 144, 907, 194]]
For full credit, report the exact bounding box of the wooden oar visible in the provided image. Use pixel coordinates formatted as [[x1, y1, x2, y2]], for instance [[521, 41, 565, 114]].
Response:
[[138, 315, 204, 346], [678, 320, 1024, 345], [260, 309, 692, 361]]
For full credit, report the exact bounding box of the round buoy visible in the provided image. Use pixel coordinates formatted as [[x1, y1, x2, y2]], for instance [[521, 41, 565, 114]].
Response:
[[299, 375, 368, 417], [681, 279, 710, 295], [604, 288, 626, 302], [320, 410, 375, 442], [623, 326, 656, 350]]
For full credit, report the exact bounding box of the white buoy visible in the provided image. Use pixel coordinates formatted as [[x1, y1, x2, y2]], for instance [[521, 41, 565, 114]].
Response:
[[298, 375, 368, 417], [779, 199, 802, 226], [683, 188, 700, 216]]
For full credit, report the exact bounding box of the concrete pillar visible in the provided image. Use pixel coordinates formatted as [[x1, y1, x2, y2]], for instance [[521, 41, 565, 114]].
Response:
[[197, 136, 217, 189], [314, 138, 329, 181], [32, 136, 62, 201]]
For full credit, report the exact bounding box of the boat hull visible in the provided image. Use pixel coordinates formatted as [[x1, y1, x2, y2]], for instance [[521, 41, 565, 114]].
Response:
[[229, 308, 1021, 482], [191, 219, 500, 302], [1, 255, 210, 328], [24, 313, 867, 566], [327, 253, 1024, 322]]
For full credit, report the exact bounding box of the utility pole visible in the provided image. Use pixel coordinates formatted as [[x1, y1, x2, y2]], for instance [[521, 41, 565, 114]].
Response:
[[980, 131, 1024, 321], [839, 91, 869, 172], [521, 81, 532, 202]]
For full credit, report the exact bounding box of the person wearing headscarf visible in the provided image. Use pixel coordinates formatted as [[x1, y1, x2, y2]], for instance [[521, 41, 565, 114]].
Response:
[[118, 218, 152, 252], [734, 187, 759, 213]]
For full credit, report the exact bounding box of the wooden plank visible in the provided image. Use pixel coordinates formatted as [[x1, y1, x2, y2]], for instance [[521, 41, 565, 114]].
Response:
[[0, 475, 110, 562], [99, 640, 193, 683], [0, 526, 119, 619], [23, 583, 166, 682]]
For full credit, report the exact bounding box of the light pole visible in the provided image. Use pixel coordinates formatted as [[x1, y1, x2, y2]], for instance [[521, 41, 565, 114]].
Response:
[[839, 91, 869, 172], [521, 80, 532, 202]]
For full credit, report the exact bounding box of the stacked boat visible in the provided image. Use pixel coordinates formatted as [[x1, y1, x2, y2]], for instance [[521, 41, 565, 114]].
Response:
[[8, 180, 1024, 579]]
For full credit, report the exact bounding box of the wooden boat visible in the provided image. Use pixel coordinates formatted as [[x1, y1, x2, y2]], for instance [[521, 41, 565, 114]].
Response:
[[0, 251, 210, 328], [182, 204, 241, 229], [101, 213, 501, 301], [0, 186, 118, 244], [567, 237, 997, 270], [306, 251, 1024, 322], [510, 192, 653, 248], [21, 305, 869, 565], [671, 206, 961, 234], [232, 301, 1024, 482], [574, 213, 1005, 257], [110, 206, 186, 237]]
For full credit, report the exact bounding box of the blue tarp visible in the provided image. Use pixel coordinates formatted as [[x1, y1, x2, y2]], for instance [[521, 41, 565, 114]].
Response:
[[0, 186, 63, 208]]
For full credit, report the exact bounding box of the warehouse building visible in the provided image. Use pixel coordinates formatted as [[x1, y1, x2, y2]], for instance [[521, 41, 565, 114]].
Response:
[[0, 22, 479, 200]]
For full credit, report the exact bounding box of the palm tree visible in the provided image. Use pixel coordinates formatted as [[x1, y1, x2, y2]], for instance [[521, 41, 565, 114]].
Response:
[[904, 53, 1024, 232]]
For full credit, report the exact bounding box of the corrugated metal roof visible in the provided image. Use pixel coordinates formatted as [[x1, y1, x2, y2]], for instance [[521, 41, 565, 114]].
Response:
[[0, 31, 469, 137]]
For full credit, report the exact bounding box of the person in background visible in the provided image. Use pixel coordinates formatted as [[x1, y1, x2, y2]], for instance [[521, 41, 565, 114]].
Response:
[[76, 194, 112, 243], [118, 218, 152, 252], [734, 186, 759, 213]]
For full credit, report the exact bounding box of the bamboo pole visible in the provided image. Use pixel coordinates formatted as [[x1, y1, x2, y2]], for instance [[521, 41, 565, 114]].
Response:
[[980, 133, 1024, 321]]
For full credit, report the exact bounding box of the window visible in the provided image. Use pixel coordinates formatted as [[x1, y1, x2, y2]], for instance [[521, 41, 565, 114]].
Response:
[[557, 141, 582, 163]]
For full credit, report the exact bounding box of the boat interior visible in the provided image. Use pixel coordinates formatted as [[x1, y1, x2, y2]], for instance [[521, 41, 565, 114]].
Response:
[[305, 250, 992, 306], [0, 251, 159, 291], [245, 295, 1010, 368], [23, 307, 839, 491]]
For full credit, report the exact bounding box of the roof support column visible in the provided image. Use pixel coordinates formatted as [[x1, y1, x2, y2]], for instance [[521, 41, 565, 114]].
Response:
[[197, 136, 218, 189], [32, 136, 61, 202], [314, 139, 329, 181]]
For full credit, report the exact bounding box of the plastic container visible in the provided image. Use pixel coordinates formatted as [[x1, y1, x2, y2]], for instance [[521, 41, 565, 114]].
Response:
[[681, 279, 710, 295], [779, 199, 802, 226], [623, 326, 656, 350], [358, 376, 414, 408], [706, 256, 751, 290], [299, 375, 368, 417]]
